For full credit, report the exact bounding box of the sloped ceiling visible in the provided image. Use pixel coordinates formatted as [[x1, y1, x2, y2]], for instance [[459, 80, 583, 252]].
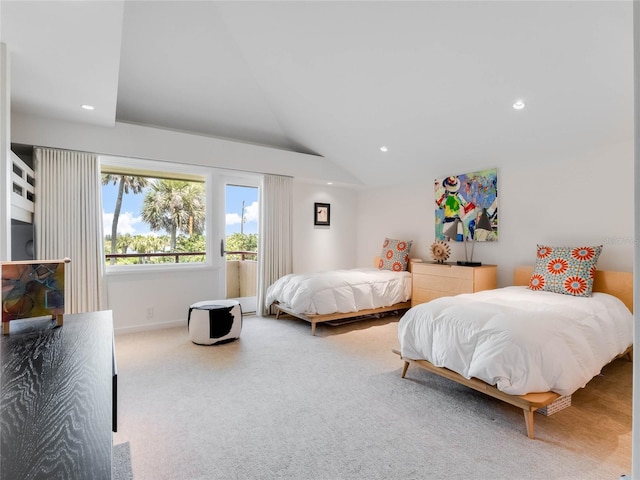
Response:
[[1, 1, 633, 186]]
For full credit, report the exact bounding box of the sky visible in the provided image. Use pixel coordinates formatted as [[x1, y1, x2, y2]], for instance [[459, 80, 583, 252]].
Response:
[[224, 185, 259, 235], [102, 181, 259, 237]]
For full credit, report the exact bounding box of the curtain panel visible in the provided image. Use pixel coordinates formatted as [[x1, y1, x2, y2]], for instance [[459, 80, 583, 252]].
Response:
[[257, 174, 293, 316], [34, 147, 106, 313]]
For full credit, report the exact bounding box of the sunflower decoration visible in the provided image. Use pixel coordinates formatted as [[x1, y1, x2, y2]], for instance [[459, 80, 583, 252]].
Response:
[[430, 241, 451, 264]]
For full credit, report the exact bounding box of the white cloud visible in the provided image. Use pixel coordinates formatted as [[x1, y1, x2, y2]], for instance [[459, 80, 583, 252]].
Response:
[[103, 211, 145, 235], [226, 201, 259, 227], [244, 201, 259, 223], [226, 213, 242, 226]]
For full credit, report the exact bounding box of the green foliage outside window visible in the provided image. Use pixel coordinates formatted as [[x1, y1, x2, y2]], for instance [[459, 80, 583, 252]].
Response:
[[225, 233, 258, 260], [103, 172, 258, 266]]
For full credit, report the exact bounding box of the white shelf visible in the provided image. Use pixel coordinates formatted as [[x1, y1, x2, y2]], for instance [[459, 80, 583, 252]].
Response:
[[10, 151, 35, 223]]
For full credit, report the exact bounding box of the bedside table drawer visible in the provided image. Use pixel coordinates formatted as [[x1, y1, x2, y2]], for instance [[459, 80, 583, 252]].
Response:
[[412, 263, 474, 280], [410, 263, 497, 307], [412, 274, 473, 294]]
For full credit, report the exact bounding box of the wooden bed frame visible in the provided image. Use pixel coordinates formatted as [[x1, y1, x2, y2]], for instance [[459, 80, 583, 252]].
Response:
[[275, 302, 411, 336], [395, 266, 633, 439], [272, 258, 420, 335]]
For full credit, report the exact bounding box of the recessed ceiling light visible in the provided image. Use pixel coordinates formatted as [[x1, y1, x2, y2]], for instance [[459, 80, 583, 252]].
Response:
[[513, 100, 525, 110], [327, 182, 333, 185], [81, 104, 95, 110], [380, 146, 388, 152]]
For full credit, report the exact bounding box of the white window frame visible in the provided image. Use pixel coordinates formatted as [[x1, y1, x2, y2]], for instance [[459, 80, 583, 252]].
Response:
[[99, 155, 216, 275]]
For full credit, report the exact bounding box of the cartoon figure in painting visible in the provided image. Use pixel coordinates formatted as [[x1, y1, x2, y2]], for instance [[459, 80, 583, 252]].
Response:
[[436, 176, 475, 240]]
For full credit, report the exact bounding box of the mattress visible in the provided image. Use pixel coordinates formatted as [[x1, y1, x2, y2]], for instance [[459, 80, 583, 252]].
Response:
[[265, 268, 412, 316], [397, 286, 633, 396]]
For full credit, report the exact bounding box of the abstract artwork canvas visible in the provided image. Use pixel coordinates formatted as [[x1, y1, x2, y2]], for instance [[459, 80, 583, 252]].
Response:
[[1, 259, 67, 334], [435, 168, 498, 242]]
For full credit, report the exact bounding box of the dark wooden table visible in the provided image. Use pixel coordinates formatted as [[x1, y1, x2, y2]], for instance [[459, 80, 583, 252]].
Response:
[[1, 310, 115, 480]]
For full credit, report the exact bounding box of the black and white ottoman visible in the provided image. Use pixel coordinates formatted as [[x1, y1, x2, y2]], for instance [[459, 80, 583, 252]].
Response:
[[188, 300, 242, 345]]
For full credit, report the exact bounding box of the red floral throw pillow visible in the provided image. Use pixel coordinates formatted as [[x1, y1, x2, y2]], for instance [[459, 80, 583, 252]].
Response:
[[378, 238, 413, 272], [528, 244, 602, 297]]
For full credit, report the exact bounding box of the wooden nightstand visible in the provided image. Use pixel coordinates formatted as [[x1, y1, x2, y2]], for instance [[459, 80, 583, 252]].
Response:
[[411, 262, 497, 307]]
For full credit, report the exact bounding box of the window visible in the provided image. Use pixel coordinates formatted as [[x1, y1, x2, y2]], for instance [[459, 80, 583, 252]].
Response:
[[225, 184, 259, 262], [100, 157, 208, 268]]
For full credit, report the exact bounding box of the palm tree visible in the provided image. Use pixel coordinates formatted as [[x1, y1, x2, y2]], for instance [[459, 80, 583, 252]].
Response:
[[141, 180, 205, 252], [129, 234, 169, 264], [116, 233, 134, 255], [102, 174, 150, 264]]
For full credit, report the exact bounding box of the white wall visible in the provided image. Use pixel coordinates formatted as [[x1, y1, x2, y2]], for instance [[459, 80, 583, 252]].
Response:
[[1, 43, 10, 261], [356, 139, 634, 287], [355, 181, 432, 269], [10, 112, 362, 186], [105, 266, 224, 333], [292, 180, 358, 273]]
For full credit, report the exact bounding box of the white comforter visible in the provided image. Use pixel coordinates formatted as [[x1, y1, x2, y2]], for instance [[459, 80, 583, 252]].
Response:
[[398, 286, 633, 396], [265, 268, 412, 315]]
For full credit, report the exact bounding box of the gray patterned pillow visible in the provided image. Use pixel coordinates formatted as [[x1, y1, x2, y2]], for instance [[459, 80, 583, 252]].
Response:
[[378, 238, 413, 271], [528, 244, 602, 297]]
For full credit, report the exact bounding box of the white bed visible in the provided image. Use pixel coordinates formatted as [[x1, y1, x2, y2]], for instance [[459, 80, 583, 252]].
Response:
[[395, 266, 633, 438], [266, 261, 414, 335], [399, 286, 632, 396]]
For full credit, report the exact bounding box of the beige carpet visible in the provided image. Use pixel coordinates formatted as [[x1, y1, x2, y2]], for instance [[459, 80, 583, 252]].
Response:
[[113, 314, 632, 480], [113, 442, 133, 480]]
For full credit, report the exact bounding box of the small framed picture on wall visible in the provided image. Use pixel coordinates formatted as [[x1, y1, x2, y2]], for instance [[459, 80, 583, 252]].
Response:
[[314, 203, 330, 226]]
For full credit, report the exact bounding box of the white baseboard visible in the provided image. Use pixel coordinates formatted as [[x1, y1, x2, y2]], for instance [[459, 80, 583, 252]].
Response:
[[114, 319, 186, 335]]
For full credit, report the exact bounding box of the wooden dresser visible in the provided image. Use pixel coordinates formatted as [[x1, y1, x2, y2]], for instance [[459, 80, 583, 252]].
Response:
[[1, 310, 116, 480], [411, 262, 497, 306]]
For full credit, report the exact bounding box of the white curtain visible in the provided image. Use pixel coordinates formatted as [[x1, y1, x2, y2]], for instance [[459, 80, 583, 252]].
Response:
[[257, 174, 293, 316], [34, 147, 106, 313]]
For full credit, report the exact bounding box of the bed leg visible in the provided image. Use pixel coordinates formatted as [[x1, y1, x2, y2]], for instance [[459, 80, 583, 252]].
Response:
[[311, 322, 316, 336], [523, 409, 535, 439], [401, 361, 410, 378]]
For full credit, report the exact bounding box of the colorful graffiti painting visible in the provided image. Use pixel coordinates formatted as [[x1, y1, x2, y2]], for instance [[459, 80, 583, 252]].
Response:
[[435, 168, 498, 242]]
